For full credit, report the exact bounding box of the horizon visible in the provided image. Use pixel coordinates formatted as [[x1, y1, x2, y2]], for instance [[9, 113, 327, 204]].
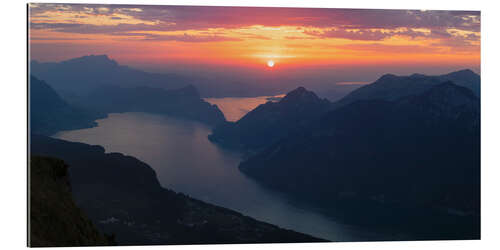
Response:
[[29, 53, 480, 95]]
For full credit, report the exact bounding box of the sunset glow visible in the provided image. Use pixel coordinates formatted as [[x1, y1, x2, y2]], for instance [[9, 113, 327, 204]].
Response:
[[28, 4, 480, 71]]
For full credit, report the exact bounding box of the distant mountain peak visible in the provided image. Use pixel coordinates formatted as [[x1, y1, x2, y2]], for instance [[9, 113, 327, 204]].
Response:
[[89, 54, 109, 59], [452, 69, 476, 74], [293, 86, 307, 92], [281, 86, 322, 104], [444, 69, 479, 79], [377, 73, 398, 81], [62, 54, 118, 67], [81, 54, 111, 60]]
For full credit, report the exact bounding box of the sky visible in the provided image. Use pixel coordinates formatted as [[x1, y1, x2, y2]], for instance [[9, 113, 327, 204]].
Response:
[[28, 3, 480, 80]]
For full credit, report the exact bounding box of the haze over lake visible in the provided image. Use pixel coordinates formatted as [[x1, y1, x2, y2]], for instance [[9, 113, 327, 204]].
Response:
[[54, 97, 398, 241]]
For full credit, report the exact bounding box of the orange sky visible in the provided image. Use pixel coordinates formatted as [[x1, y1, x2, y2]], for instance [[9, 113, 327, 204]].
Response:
[[28, 4, 480, 70]]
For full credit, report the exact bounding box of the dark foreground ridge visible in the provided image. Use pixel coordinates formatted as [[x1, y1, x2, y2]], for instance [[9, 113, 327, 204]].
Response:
[[29, 156, 113, 247], [30, 135, 325, 246]]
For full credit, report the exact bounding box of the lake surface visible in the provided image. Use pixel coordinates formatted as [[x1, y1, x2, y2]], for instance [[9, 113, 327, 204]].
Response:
[[206, 95, 284, 121], [54, 98, 392, 241]]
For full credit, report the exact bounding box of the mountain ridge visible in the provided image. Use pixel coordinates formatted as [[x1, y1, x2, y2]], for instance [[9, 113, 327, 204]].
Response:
[[209, 86, 331, 151], [209, 69, 480, 152], [75, 84, 226, 126], [30, 54, 189, 99], [29, 75, 102, 135], [239, 82, 480, 221], [334, 69, 480, 108], [30, 134, 325, 245]]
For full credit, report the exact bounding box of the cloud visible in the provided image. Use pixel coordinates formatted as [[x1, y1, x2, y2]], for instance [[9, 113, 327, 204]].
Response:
[[30, 4, 480, 32], [233, 32, 272, 40], [334, 43, 446, 54], [29, 4, 480, 48], [145, 34, 241, 42], [284, 36, 317, 40], [30, 22, 171, 34], [29, 36, 95, 41], [305, 29, 392, 41], [111, 32, 241, 42], [303, 26, 479, 44]]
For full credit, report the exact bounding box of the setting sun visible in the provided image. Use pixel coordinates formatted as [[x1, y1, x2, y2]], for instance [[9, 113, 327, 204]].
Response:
[[267, 60, 275, 67]]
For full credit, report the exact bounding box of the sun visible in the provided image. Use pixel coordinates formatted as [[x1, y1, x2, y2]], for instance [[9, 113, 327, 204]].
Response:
[[267, 60, 275, 67]]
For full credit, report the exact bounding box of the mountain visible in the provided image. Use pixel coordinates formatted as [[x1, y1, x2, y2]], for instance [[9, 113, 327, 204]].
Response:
[[29, 55, 286, 99], [208, 69, 479, 151], [239, 82, 479, 239], [74, 84, 226, 126], [29, 75, 103, 135], [30, 55, 189, 99], [30, 134, 324, 245], [29, 156, 113, 247], [208, 87, 331, 151], [335, 69, 480, 108], [439, 69, 480, 96]]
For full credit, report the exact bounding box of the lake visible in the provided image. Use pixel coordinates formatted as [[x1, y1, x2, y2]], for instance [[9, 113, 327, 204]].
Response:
[[205, 94, 284, 121], [53, 97, 394, 241]]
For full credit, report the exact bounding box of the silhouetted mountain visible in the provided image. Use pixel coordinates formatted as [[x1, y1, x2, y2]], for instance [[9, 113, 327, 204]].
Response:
[[30, 75, 102, 135], [30, 55, 189, 99], [74, 84, 226, 126], [30, 54, 377, 99], [30, 134, 324, 245], [239, 82, 479, 239], [29, 156, 113, 247], [209, 70, 479, 152], [335, 69, 480, 108], [439, 69, 480, 96], [209, 87, 331, 151]]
